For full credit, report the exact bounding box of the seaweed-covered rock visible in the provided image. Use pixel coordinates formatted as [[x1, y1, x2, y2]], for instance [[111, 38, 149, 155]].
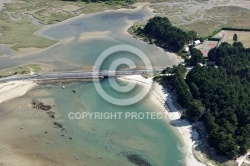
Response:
[[53, 122, 63, 128], [47, 111, 55, 118], [121, 152, 151, 166], [32, 100, 52, 111]]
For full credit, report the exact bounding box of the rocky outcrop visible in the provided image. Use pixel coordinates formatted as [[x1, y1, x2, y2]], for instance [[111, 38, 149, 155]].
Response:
[[32, 100, 52, 111]]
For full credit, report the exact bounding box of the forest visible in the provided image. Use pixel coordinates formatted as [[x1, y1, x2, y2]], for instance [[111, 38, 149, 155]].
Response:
[[160, 42, 250, 158], [138, 16, 199, 52]]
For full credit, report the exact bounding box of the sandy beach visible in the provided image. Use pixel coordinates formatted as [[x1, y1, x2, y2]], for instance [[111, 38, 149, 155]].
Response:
[[118, 75, 207, 166], [0, 80, 37, 104]]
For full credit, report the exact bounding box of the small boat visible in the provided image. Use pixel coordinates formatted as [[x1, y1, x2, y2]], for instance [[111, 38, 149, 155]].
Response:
[[72, 90, 77, 93], [62, 86, 65, 89]]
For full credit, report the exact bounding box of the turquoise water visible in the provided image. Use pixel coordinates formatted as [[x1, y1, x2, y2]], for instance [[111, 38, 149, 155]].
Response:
[[33, 79, 184, 165]]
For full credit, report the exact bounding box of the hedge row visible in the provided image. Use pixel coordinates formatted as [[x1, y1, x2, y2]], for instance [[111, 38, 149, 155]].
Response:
[[207, 37, 221, 41], [222, 27, 250, 31]]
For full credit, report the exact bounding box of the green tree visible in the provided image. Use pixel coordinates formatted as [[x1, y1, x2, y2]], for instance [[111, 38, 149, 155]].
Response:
[[189, 82, 200, 98], [186, 99, 203, 122], [188, 30, 198, 41], [141, 16, 196, 52], [233, 33, 238, 42], [189, 48, 204, 66]]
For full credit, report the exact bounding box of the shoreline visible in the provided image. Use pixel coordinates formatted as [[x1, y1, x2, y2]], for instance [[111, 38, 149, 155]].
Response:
[[118, 75, 207, 166], [11, 4, 154, 58], [35, 4, 151, 40], [0, 81, 37, 104]]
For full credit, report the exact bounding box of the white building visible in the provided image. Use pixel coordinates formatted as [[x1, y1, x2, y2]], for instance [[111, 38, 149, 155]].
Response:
[[193, 40, 201, 46]]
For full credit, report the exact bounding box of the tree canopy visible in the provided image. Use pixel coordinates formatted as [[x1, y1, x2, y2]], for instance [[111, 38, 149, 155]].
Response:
[[140, 16, 198, 52], [189, 48, 204, 66], [233, 33, 238, 42], [162, 42, 250, 158]]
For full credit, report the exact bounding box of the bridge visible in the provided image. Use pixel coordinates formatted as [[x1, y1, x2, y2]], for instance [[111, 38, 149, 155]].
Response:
[[0, 69, 165, 83]]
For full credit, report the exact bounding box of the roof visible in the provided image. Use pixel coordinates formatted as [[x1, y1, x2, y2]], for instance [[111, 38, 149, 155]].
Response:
[[194, 40, 201, 45]]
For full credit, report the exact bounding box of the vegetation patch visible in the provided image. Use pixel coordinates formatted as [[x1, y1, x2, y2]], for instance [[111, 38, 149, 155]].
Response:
[[180, 20, 223, 38], [131, 16, 200, 52], [0, 0, 133, 51], [0, 14, 56, 50], [0, 64, 41, 77]]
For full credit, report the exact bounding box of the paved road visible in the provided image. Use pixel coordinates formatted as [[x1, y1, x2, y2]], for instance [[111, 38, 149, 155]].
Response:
[[0, 69, 164, 83]]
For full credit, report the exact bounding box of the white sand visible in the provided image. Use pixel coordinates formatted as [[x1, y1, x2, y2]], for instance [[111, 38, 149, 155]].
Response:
[[0, 81, 37, 104], [236, 152, 250, 166], [79, 31, 110, 40], [118, 75, 207, 166]]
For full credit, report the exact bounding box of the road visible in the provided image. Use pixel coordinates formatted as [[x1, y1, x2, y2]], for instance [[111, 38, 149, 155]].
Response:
[[0, 69, 164, 83]]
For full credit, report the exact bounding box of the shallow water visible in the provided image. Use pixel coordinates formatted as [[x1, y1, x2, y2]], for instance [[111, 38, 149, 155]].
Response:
[[0, 6, 184, 166], [0, 79, 184, 166], [0, 7, 181, 71]]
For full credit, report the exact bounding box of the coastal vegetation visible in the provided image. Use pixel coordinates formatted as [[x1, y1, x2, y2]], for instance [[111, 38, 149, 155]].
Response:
[[159, 42, 250, 158], [132, 16, 199, 52], [0, 0, 128, 52], [63, 0, 135, 3], [0, 64, 41, 78], [0, 13, 56, 51]]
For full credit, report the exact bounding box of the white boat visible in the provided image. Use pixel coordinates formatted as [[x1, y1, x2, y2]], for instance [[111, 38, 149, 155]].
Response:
[[62, 86, 65, 89]]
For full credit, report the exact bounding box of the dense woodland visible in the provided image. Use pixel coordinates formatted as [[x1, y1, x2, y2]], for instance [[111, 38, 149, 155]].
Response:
[[160, 42, 250, 158], [138, 16, 199, 52]]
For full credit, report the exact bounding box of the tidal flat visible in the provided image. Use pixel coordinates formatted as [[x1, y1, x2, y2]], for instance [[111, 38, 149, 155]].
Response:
[[0, 80, 184, 166]]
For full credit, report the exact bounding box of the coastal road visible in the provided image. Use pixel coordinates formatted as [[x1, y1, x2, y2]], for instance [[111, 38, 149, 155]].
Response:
[[0, 69, 164, 83]]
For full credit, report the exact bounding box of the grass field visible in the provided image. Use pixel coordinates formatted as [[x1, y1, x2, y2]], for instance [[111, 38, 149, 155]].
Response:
[[220, 30, 250, 48], [0, 64, 41, 77]]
